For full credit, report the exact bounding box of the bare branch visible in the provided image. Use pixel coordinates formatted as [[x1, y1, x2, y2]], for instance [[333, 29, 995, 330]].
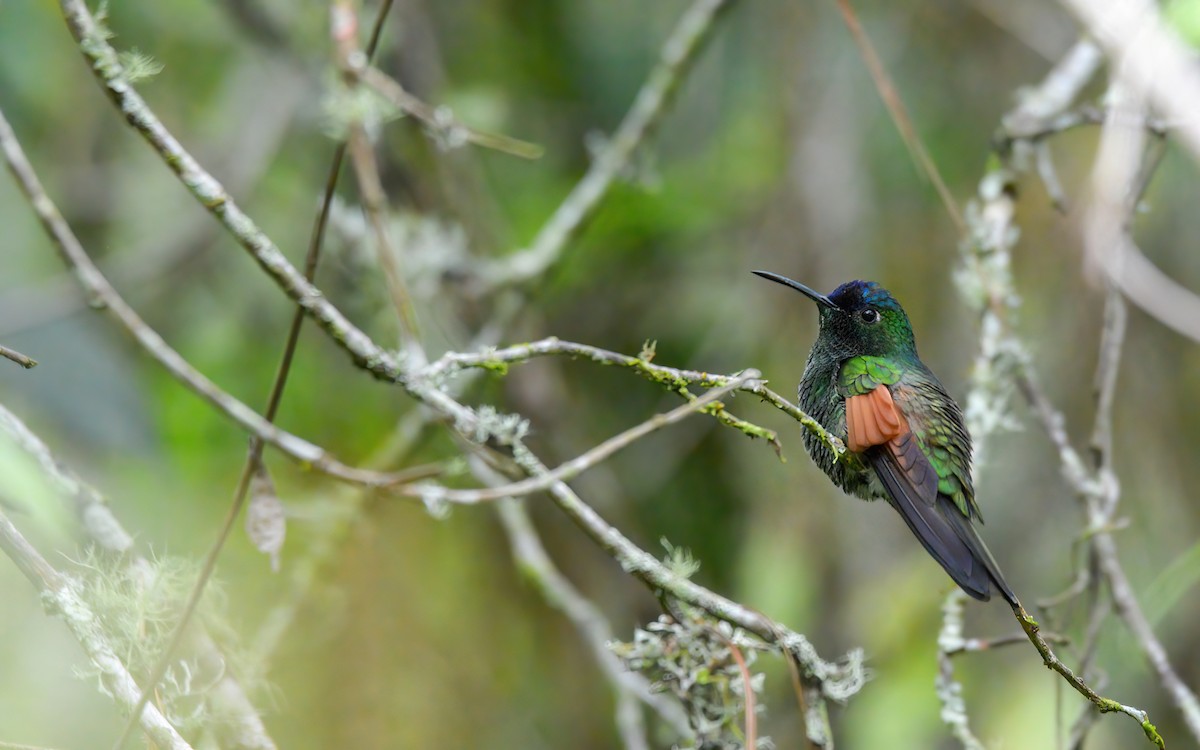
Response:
[[0, 344, 37, 369], [954, 37, 1169, 747]]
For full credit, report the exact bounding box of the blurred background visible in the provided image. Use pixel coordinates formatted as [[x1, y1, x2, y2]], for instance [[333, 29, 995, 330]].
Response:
[[1, 0, 1198, 748]]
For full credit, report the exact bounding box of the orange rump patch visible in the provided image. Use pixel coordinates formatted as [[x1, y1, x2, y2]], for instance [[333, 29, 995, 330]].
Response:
[[845, 386, 907, 453]]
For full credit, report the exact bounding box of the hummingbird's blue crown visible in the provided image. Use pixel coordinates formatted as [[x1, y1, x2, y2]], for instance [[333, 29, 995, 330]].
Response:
[[827, 280, 901, 312]]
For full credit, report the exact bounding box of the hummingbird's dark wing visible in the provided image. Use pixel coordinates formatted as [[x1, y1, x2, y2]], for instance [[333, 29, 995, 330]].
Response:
[[839, 357, 1015, 604]]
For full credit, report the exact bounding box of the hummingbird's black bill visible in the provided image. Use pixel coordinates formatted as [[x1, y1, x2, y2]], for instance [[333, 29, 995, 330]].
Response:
[[751, 270, 837, 309]]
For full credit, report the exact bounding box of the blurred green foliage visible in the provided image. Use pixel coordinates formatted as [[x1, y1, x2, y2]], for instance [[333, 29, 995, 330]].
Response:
[[1, 0, 1198, 748]]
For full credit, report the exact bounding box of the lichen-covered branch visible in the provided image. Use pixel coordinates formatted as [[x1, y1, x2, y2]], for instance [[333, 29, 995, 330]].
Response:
[[424, 336, 845, 457], [45, 2, 863, 744], [0, 510, 192, 750], [0, 403, 278, 750], [950, 35, 1172, 748], [936, 591, 986, 750]]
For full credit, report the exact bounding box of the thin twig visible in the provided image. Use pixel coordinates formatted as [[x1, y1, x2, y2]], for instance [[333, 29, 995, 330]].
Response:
[[1065, 550, 1111, 750], [1009, 600, 1161, 747], [834, 0, 964, 233], [352, 65, 543, 160], [944, 631, 1070, 656], [346, 122, 420, 336], [482, 0, 740, 287], [723, 637, 758, 750], [408, 372, 756, 504], [0, 344, 37, 369], [333, 0, 419, 339], [425, 336, 848, 456]]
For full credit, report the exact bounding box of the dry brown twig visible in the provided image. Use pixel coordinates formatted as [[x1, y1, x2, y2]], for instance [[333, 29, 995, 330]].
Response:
[[834, 0, 965, 233], [331, 0, 420, 340], [350, 64, 544, 160]]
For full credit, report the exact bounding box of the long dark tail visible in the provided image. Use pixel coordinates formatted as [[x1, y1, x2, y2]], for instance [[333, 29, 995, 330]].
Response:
[[869, 449, 1016, 604]]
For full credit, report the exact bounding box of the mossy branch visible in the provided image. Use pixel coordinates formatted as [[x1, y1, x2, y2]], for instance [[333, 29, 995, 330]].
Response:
[[424, 336, 847, 460]]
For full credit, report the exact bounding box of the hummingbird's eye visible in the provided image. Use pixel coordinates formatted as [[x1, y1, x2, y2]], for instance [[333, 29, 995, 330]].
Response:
[[860, 308, 880, 324]]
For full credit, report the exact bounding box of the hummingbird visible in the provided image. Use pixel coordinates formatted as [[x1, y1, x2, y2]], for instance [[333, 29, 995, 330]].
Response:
[[753, 271, 1015, 604]]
